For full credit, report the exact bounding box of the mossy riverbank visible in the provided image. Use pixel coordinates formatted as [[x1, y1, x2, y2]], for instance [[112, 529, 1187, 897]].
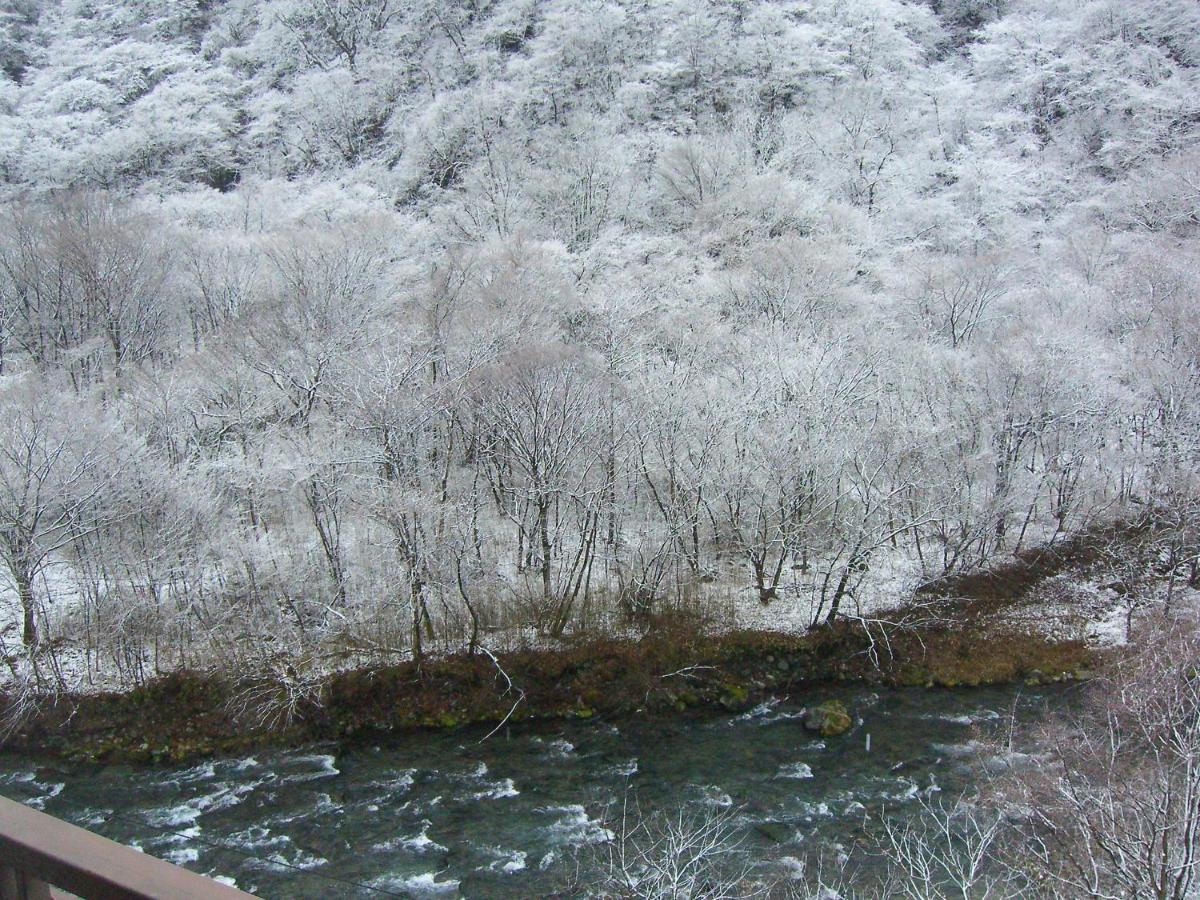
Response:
[[0, 615, 1094, 765]]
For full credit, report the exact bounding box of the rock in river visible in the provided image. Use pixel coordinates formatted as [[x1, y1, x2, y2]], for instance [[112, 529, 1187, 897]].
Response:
[[803, 700, 852, 737]]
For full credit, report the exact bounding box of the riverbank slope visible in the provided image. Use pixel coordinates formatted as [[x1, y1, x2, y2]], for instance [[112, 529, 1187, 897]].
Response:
[[2, 526, 1154, 763]]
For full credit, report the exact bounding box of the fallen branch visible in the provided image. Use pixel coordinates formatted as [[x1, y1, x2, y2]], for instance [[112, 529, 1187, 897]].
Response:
[[477, 644, 525, 743], [661, 665, 717, 680]]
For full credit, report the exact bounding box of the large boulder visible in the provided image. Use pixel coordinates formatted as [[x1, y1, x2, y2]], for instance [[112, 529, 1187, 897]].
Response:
[[803, 699, 852, 737]]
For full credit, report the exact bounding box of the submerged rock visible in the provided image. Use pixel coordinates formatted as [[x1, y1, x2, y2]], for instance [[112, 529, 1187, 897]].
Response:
[[803, 700, 852, 737], [719, 682, 752, 711]]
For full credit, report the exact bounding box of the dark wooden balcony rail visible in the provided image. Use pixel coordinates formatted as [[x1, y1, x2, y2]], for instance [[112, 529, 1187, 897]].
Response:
[[0, 794, 253, 899]]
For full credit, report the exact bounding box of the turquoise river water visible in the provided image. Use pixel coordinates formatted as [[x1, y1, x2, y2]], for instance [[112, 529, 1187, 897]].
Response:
[[0, 684, 1067, 897]]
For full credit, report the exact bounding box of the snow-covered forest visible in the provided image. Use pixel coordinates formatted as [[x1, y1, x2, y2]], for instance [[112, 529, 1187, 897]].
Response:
[[1, 0, 1198, 691]]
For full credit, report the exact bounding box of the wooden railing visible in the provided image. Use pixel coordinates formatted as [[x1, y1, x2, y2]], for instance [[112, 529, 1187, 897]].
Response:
[[0, 794, 253, 899]]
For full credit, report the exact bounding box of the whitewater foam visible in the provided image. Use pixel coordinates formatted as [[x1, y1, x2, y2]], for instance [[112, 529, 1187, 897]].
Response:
[[539, 804, 614, 846], [472, 777, 519, 800], [280, 754, 340, 783], [245, 848, 328, 872], [481, 846, 527, 874], [373, 821, 449, 854], [24, 782, 64, 810], [146, 779, 263, 829], [371, 871, 460, 895], [777, 762, 815, 780]]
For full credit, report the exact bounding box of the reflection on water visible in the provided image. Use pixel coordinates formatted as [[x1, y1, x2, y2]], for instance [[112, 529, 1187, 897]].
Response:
[[0, 685, 1063, 897]]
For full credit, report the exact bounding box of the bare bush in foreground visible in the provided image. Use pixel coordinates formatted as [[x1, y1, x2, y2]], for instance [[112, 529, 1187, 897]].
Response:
[[591, 799, 759, 900], [997, 617, 1200, 899]]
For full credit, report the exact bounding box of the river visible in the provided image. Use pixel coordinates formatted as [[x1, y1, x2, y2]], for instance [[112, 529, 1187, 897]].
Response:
[[0, 684, 1065, 897]]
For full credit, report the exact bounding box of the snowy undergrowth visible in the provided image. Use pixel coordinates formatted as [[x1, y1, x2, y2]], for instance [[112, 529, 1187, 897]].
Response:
[[0, 540, 1150, 698]]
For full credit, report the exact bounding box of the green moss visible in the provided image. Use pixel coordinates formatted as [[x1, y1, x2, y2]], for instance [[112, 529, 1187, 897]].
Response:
[[804, 699, 852, 737], [720, 682, 748, 701], [718, 680, 752, 711]]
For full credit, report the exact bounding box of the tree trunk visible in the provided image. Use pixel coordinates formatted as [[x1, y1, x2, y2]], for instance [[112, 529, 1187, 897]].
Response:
[[14, 564, 37, 648], [824, 566, 854, 625], [538, 498, 552, 605], [456, 560, 480, 657], [751, 556, 777, 604], [410, 579, 424, 669], [306, 478, 346, 605]]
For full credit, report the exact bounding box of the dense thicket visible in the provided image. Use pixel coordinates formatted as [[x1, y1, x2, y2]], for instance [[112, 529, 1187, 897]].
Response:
[[0, 0, 1198, 688]]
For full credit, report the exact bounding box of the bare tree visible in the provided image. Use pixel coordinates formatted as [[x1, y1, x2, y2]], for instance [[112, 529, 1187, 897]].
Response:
[[877, 794, 1019, 900], [471, 348, 607, 636], [0, 194, 175, 386], [592, 798, 758, 900], [237, 227, 385, 427], [914, 255, 1011, 349], [0, 378, 140, 646], [275, 0, 394, 71]]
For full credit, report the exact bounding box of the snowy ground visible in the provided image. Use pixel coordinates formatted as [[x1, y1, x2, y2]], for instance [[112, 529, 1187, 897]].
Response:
[[986, 573, 1200, 649]]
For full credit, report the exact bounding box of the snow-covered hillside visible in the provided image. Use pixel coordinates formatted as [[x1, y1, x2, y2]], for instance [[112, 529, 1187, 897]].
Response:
[[0, 0, 1198, 691]]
